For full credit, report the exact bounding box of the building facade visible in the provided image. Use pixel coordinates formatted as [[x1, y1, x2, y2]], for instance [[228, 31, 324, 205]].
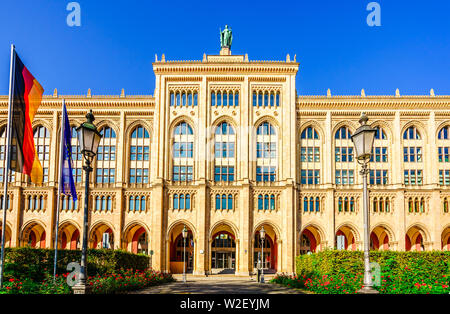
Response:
[[0, 46, 449, 275]]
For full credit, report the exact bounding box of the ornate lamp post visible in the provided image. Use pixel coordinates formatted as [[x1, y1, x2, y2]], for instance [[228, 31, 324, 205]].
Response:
[[351, 112, 379, 294], [182, 225, 188, 283], [259, 226, 266, 284], [72, 110, 102, 294]]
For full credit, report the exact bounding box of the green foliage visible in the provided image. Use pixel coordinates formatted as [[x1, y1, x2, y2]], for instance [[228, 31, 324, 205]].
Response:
[[0, 269, 173, 294], [271, 250, 450, 294], [3, 247, 150, 282]]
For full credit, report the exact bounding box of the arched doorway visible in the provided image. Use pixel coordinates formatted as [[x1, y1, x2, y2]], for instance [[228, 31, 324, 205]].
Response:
[[21, 221, 46, 248], [168, 223, 194, 274], [58, 221, 80, 250], [90, 223, 114, 249], [442, 227, 450, 251], [253, 224, 278, 272], [370, 225, 391, 250], [0, 223, 12, 248], [335, 225, 358, 251], [405, 225, 427, 251], [123, 224, 149, 254], [300, 225, 323, 254], [210, 223, 237, 274]]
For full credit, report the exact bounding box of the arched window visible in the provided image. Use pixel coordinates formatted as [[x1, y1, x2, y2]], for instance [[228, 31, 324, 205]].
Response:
[[228, 194, 233, 210], [315, 197, 320, 212], [309, 197, 314, 213], [173, 194, 179, 210], [129, 196, 134, 211], [370, 126, 389, 185], [173, 122, 194, 182], [270, 194, 275, 210], [256, 122, 277, 182], [408, 198, 413, 212], [214, 122, 235, 182], [444, 198, 449, 213], [379, 197, 384, 212], [129, 126, 151, 185], [180, 194, 185, 210], [414, 198, 419, 213], [140, 196, 146, 211], [403, 126, 423, 186], [403, 126, 421, 140], [215, 194, 220, 210], [338, 197, 343, 212], [438, 126, 450, 186], [344, 197, 349, 212], [373, 198, 378, 212], [101, 196, 106, 212], [385, 198, 390, 213], [70, 126, 83, 184], [258, 195, 263, 210], [217, 92, 222, 106], [221, 194, 227, 210], [335, 126, 354, 186], [264, 194, 269, 210], [96, 126, 116, 184], [303, 197, 308, 212], [0, 128, 15, 183], [420, 197, 425, 213], [350, 197, 355, 212], [186, 194, 191, 210], [33, 126, 50, 183], [300, 127, 320, 185]]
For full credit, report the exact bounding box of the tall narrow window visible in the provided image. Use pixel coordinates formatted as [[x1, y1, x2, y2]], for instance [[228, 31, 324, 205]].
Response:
[[300, 126, 320, 185], [335, 126, 355, 186], [172, 122, 194, 183], [438, 125, 450, 186], [129, 126, 151, 185], [370, 126, 389, 186], [33, 126, 50, 183], [96, 126, 116, 184], [403, 126, 423, 186], [214, 122, 235, 182], [256, 122, 277, 182]]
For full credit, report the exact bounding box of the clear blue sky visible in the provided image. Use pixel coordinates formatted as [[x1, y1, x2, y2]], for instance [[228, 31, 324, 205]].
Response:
[[0, 0, 449, 96]]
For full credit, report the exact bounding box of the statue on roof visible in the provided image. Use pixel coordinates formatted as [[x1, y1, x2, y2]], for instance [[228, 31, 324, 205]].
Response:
[[220, 25, 233, 48]]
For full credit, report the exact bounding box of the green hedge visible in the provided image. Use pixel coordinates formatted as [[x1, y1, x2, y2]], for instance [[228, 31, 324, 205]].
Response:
[[296, 250, 450, 280], [4, 248, 150, 282]]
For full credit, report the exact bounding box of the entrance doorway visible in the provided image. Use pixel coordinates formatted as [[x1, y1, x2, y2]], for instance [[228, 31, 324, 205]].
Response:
[[211, 232, 236, 274]]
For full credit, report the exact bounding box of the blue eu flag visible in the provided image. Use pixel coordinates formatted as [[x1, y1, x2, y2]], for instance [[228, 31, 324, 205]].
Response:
[[61, 102, 77, 200]]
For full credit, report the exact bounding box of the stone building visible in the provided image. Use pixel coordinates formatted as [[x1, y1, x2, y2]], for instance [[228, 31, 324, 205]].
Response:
[[0, 44, 449, 275]]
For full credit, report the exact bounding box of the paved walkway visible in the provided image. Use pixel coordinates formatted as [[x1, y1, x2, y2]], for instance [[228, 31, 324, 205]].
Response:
[[131, 275, 305, 294]]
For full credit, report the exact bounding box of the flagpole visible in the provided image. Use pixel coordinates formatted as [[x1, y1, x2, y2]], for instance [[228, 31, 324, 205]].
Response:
[[0, 44, 16, 288], [53, 99, 66, 281]]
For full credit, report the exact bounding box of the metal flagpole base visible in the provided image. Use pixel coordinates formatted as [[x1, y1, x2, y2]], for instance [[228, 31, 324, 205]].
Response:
[[358, 285, 379, 294], [72, 282, 92, 294], [260, 274, 265, 283]]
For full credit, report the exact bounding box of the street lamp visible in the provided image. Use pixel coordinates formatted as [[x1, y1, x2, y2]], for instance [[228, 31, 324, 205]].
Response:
[[351, 112, 379, 294], [72, 110, 102, 294], [259, 226, 266, 284], [182, 225, 188, 283]]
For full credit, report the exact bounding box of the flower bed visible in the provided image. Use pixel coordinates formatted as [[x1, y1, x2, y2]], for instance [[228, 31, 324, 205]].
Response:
[[0, 269, 173, 294], [271, 250, 450, 294]]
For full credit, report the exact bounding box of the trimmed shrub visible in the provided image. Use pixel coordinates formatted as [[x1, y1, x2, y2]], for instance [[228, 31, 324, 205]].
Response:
[[271, 250, 450, 294], [3, 248, 150, 282]]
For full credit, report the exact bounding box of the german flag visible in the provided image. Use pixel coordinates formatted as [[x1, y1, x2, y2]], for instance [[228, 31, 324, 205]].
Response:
[[11, 52, 44, 184]]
